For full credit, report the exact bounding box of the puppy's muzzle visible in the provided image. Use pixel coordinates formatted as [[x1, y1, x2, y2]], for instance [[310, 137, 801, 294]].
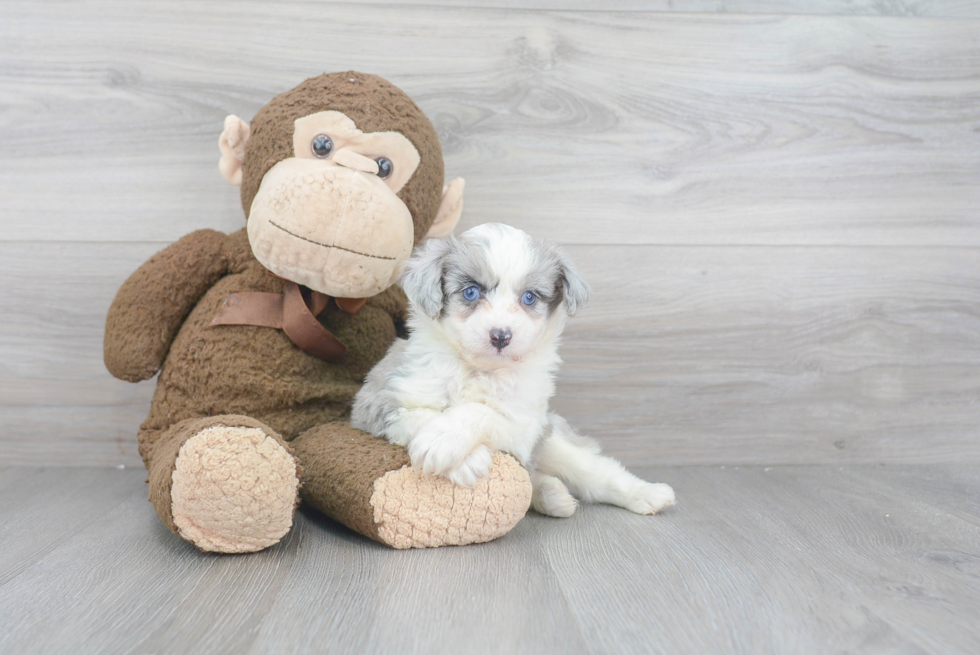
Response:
[[489, 328, 512, 351]]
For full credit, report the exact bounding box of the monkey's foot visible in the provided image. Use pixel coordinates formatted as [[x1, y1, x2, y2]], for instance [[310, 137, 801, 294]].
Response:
[[170, 424, 300, 553], [370, 452, 531, 548]]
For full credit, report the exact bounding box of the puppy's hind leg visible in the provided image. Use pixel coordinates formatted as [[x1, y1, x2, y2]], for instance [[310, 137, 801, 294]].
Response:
[[530, 470, 578, 518], [534, 414, 675, 515]]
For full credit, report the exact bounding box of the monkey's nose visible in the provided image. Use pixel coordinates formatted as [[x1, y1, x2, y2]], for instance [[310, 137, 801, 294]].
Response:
[[489, 328, 512, 351], [332, 149, 380, 174]]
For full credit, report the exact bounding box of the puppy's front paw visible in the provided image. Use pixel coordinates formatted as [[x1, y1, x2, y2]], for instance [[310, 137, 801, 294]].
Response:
[[624, 482, 675, 515], [408, 417, 476, 479], [407, 430, 454, 478], [445, 445, 493, 487], [532, 476, 578, 518]]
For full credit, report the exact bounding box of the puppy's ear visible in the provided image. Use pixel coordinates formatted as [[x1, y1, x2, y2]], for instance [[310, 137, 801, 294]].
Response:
[[558, 250, 590, 316], [401, 237, 453, 317]]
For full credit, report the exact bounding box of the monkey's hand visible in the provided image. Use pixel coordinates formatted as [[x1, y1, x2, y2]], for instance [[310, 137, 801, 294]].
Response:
[[104, 229, 229, 382]]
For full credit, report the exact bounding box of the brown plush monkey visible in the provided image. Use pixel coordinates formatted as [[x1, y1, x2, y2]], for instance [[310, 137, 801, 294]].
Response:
[[105, 72, 531, 553]]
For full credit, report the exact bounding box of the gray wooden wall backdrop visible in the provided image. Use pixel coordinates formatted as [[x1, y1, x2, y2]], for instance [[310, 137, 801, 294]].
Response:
[[2, 0, 979, 468]]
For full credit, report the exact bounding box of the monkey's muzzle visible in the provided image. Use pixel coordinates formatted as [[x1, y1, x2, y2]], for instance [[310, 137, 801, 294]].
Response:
[[247, 158, 415, 298]]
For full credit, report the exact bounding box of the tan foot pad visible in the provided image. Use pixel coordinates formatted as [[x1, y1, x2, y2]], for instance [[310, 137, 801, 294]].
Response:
[[171, 426, 299, 553], [370, 452, 532, 549]]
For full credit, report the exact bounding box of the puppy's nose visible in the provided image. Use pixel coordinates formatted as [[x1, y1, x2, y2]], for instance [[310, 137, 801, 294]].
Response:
[[489, 328, 512, 351]]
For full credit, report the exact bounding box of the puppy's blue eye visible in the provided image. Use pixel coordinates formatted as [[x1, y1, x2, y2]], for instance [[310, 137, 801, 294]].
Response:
[[462, 286, 480, 302], [522, 291, 536, 306]]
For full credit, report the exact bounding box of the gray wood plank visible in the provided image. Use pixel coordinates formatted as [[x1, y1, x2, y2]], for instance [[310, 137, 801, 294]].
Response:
[[246, 510, 587, 655], [0, 467, 140, 586], [842, 464, 980, 529], [0, 405, 150, 468], [4, 241, 978, 466], [351, 1, 980, 18], [0, 469, 302, 655], [0, 469, 584, 655], [543, 465, 980, 654], [2, 4, 978, 245], [1, 466, 978, 654], [737, 466, 980, 653], [554, 245, 980, 465]]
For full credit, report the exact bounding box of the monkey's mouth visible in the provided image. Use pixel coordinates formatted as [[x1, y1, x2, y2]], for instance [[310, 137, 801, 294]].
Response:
[[269, 220, 396, 261]]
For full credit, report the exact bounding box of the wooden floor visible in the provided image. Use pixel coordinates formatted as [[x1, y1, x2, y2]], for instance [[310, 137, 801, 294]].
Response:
[[1, 464, 978, 654]]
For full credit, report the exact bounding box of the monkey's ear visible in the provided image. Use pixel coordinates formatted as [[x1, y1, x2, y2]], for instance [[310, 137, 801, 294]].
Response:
[[400, 237, 453, 318], [218, 115, 251, 186], [426, 178, 465, 239]]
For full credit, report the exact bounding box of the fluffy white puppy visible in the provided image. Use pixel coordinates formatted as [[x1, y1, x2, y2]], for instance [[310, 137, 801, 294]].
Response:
[[352, 223, 675, 517]]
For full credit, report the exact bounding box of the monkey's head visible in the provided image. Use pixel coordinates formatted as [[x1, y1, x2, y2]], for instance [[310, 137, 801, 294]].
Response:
[[217, 72, 464, 298]]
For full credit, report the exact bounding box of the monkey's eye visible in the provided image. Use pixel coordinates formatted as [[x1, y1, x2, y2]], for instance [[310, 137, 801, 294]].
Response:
[[375, 157, 393, 179], [522, 291, 537, 306], [311, 134, 333, 158], [462, 286, 480, 302]]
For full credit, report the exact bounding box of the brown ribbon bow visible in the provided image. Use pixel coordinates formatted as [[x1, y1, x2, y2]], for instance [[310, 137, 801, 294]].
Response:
[[209, 281, 367, 362]]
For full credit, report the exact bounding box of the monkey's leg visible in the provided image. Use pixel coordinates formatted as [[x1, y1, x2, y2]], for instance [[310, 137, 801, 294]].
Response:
[[290, 423, 532, 549], [140, 415, 300, 553]]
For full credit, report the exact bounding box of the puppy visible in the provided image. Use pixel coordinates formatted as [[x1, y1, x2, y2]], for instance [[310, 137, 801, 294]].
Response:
[[352, 224, 674, 517]]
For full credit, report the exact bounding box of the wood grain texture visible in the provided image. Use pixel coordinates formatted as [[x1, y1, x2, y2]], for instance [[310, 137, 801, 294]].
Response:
[[555, 244, 980, 465], [1, 465, 979, 654], [2, 2, 979, 465], [540, 465, 980, 654], [3, 241, 978, 466], [1, 3, 979, 245], [246, 509, 587, 655], [352, 0, 980, 18], [0, 467, 138, 587]]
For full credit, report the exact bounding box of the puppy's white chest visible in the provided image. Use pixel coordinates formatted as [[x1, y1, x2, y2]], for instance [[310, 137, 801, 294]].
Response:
[[455, 369, 546, 418], [458, 373, 506, 411]]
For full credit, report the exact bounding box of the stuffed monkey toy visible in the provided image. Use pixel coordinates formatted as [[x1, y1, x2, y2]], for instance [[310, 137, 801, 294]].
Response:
[[104, 72, 531, 552]]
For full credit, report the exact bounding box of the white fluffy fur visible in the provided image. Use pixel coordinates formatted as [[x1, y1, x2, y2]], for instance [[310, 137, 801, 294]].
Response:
[[352, 224, 675, 517]]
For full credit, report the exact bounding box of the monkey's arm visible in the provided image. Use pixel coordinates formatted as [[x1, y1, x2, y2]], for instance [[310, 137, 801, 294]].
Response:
[[104, 229, 229, 382]]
